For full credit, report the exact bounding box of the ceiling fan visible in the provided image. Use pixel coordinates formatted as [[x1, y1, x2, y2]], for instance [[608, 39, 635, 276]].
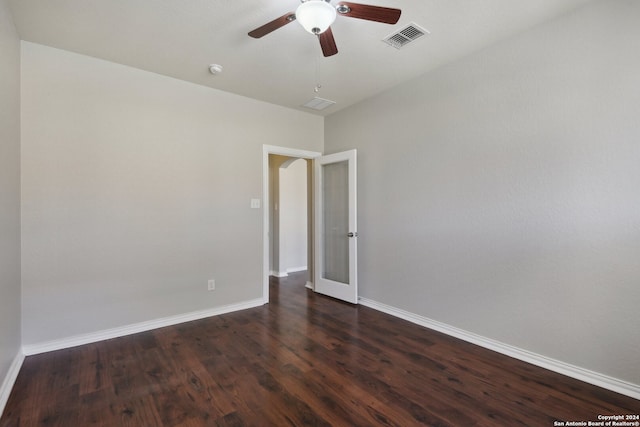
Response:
[[248, 0, 401, 57]]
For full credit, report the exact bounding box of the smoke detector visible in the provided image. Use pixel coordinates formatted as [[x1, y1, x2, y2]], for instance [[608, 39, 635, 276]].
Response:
[[209, 64, 223, 75]]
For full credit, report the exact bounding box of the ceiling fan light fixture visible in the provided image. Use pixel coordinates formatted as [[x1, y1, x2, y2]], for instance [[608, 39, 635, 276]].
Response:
[[296, 0, 337, 35]]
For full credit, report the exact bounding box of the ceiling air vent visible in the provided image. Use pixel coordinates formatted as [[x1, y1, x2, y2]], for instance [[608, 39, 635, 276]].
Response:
[[382, 23, 429, 49], [302, 97, 336, 111]]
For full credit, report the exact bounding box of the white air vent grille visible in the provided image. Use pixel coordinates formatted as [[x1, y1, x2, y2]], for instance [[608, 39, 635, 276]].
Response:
[[302, 97, 336, 111], [383, 23, 429, 49]]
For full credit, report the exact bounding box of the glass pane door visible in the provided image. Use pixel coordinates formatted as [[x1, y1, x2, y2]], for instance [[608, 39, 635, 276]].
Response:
[[322, 161, 349, 284], [314, 149, 357, 304]]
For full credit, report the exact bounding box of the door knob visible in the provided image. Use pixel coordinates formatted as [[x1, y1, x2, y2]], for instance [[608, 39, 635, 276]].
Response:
[[347, 232, 358, 238]]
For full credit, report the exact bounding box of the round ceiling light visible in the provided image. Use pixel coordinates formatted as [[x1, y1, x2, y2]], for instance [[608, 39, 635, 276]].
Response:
[[295, 0, 337, 35]]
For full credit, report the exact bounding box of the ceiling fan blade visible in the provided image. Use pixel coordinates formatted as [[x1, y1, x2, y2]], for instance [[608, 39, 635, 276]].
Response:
[[336, 2, 401, 24], [319, 27, 338, 57], [248, 12, 296, 38]]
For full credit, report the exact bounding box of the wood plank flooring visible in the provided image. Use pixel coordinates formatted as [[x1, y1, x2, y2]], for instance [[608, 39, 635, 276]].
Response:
[[2, 272, 638, 426]]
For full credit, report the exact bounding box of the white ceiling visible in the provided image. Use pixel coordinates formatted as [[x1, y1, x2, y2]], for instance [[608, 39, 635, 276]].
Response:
[[9, 0, 593, 116]]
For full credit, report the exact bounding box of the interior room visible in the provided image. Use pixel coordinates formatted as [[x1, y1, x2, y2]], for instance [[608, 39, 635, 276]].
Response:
[[1, 0, 639, 424]]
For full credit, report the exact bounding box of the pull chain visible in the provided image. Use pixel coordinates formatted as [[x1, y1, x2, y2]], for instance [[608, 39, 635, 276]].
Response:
[[314, 46, 322, 94]]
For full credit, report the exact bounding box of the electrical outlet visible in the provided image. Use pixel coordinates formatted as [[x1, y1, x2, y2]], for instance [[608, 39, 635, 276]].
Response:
[[208, 279, 215, 291]]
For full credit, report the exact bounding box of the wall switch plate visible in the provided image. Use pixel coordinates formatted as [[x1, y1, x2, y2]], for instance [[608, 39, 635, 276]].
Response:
[[208, 279, 215, 291], [250, 198, 261, 209]]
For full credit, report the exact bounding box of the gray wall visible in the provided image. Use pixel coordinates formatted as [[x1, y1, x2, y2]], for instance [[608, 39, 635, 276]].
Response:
[[20, 42, 323, 345], [325, 0, 640, 385], [279, 159, 308, 273], [0, 0, 21, 391]]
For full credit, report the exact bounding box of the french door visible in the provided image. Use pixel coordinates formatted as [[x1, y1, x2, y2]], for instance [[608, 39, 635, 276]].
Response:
[[314, 149, 358, 304]]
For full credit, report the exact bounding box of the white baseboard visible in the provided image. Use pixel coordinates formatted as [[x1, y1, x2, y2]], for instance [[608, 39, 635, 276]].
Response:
[[305, 281, 313, 290], [0, 350, 25, 418], [270, 270, 288, 278], [270, 267, 307, 278], [22, 298, 265, 356], [358, 297, 640, 401]]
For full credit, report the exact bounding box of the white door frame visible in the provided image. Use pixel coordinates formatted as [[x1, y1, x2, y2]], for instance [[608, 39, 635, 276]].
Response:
[[262, 145, 321, 304]]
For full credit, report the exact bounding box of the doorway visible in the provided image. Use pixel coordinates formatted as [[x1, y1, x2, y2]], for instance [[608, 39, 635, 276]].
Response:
[[269, 156, 309, 279], [262, 145, 321, 303]]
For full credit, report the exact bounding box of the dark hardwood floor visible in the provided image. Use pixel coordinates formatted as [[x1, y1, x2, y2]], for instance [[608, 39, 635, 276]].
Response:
[[2, 272, 638, 426]]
